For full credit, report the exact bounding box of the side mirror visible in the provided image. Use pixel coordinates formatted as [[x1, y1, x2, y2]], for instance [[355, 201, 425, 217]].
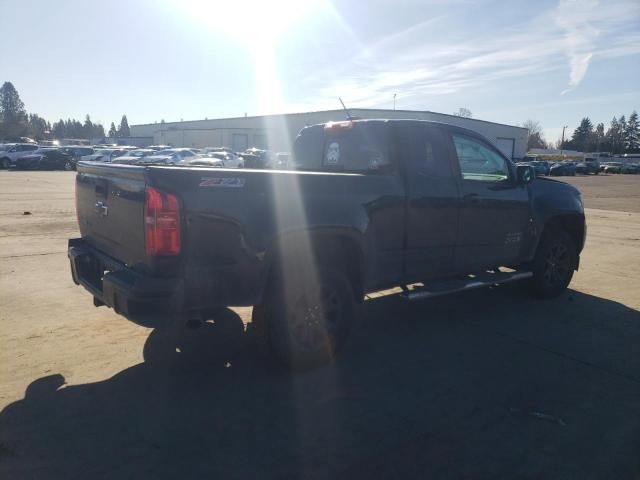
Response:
[[516, 164, 534, 184]]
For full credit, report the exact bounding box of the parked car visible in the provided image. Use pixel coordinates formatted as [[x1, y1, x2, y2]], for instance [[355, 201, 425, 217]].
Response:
[[110, 149, 155, 165], [550, 161, 576, 176], [60, 146, 95, 169], [621, 163, 639, 174], [534, 160, 551, 176], [575, 157, 600, 175], [517, 161, 547, 177], [241, 148, 273, 168], [139, 148, 197, 165], [147, 145, 172, 151], [69, 119, 586, 369], [38, 140, 61, 147], [12, 149, 74, 170], [275, 152, 291, 169], [602, 162, 623, 174], [204, 146, 235, 154], [183, 157, 224, 168], [200, 151, 244, 168], [0, 143, 40, 169], [80, 148, 129, 163]]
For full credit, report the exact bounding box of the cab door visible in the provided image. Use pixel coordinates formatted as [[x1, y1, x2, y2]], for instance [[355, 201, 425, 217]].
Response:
[[447, 132, 531, 271], [398, 123, 460, 283]]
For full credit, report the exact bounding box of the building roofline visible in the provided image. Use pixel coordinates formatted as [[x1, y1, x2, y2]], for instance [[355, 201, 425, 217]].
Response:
[[132, 108, 527, 132]]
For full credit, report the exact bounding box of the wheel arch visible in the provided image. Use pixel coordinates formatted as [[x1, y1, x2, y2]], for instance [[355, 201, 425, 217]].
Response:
[[543, 214, 586, 254], [258, 228, 366, 305], [528, 214, 585, 271]]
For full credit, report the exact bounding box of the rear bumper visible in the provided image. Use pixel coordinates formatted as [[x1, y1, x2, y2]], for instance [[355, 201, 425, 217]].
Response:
[[68, 238, 184, 328]]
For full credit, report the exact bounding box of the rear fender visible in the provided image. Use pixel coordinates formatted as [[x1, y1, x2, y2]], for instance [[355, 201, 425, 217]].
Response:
[[258, 228, 366, 304]]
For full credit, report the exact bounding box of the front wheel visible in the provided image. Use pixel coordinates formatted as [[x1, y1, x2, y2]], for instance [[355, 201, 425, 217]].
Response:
[[265, 266, 356, 370], [63, 160, 74, 171], [1, 158, 10, 170], [530, 229, 576, 298]]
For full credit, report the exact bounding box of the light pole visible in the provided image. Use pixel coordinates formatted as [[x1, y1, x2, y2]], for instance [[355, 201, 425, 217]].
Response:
[[560, 125, 568, 157], [393, 93, 396, 111]]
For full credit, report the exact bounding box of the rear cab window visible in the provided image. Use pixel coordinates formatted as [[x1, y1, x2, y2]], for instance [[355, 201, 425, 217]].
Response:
[[294, 121, 393, 174]]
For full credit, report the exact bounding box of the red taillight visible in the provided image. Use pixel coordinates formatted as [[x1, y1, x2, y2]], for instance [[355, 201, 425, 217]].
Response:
[[145, 187, 181, 256]]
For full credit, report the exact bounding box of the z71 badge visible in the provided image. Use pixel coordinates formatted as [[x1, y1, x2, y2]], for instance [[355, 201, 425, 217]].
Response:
[[199, 177, 246, 188], [505, 232, 522, 245]]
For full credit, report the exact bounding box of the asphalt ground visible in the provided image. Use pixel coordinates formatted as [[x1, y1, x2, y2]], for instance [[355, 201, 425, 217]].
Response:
[[1, 171, 639, 479]]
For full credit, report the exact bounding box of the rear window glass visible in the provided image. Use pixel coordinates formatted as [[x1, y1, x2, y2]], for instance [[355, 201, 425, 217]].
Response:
[[294, 123, 392, 173]]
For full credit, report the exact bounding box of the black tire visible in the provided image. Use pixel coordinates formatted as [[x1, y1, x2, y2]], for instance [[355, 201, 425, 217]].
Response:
[[63, 160, 74, 171], [264, 265, 356, 370], [1, 158, 10, 170], [530, 229, 576, 298]]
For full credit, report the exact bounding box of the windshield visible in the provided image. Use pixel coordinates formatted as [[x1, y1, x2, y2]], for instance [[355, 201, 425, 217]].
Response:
[[128, 150, 150, 157]]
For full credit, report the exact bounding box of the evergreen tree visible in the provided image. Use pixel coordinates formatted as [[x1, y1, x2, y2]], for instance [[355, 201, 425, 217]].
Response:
[[570, 117, 594, 152], [93, 123, 105, 138], [0, 81, 26, 123], [594, 123, 605, 152], [26, 113, 50, 140], [52, 119, 66, 139], [0, 82, 28, 139], [117, 115, 130, 137], [83, 115, 94, 139], [624, 111, 639, 152], [606, 117, 623, 154], [108, 122, 117, 138]]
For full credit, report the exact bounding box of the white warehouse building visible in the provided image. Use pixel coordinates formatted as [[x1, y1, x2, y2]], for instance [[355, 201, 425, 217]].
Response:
[[130, 109, 528, 160]]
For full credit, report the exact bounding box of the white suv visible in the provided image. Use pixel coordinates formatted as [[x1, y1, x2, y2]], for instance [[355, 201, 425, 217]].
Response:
[[0, 143, 40, 169]]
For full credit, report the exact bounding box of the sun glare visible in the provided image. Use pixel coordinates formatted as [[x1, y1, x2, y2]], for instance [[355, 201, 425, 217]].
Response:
[[179, 0, 323, 47]]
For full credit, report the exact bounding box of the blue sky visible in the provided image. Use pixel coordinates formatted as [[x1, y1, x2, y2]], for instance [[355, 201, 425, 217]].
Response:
[[1, 0, 638, 143]]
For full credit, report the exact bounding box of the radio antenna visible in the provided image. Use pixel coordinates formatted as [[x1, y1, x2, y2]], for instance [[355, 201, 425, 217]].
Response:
[[338, 97, 353, 120]]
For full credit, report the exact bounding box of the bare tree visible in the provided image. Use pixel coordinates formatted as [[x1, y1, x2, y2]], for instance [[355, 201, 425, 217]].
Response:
[[521, 119, 547, 150], [453, 107, 472, 118]]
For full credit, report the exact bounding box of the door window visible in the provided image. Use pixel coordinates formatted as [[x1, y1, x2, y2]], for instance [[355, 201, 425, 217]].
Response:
[[452, 134, 510, 182]]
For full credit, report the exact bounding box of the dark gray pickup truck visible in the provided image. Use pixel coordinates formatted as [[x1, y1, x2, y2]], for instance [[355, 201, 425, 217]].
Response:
[[69, 119, 586, 368]]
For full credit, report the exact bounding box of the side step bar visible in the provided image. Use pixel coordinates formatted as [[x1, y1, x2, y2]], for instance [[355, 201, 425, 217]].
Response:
[[402, 271, 533, 302]]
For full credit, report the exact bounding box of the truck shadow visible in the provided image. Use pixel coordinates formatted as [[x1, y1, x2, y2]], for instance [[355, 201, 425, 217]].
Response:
[[1, 287, 640, 479]]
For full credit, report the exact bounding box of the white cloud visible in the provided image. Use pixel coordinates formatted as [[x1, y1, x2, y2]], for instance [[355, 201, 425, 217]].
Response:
[[554, 0, 600, 94], [289, 0, 640, 109]]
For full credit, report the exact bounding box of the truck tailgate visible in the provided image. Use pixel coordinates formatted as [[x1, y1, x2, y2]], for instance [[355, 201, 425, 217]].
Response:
[[76, 163, 147, 268]]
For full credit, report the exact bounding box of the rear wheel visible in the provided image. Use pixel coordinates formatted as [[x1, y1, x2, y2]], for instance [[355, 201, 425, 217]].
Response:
[[530, 229, 576, 298], [63, 160, 74, 171], [264, 265, 356, 370], [1, 158, 10, 170]]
